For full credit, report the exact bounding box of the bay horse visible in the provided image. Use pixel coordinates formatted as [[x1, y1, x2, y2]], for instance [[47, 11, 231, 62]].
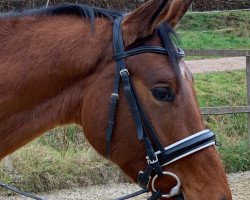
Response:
[[0, 0, 232, 199]]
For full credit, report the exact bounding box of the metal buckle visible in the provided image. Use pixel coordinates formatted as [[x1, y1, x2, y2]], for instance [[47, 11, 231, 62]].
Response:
[[147, 154, 158, 165], [151, 171, 181, 198], [177, 47, 185, 58], [120, 69, 129, 76], [111, 93, 119, 100]]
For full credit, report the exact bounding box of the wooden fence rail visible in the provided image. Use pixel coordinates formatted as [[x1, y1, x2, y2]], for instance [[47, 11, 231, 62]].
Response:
[[201, 106, 250, 115], [186, 49, 250, 147], [185, 49, 250, 57]]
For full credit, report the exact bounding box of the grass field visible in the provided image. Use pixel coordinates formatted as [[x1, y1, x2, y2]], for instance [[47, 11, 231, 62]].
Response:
[[0, 10, 249, 194], [177, 10, 250, 50], [195, 70, 250, 173]]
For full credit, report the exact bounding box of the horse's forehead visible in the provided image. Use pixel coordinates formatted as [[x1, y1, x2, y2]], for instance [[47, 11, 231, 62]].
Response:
[[126, 55, 177, 87]]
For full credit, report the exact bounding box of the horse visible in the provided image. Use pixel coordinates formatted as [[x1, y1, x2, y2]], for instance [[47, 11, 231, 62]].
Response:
[[0, 0, 232, 199]]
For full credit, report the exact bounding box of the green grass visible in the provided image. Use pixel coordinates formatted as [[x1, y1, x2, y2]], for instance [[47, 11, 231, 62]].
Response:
[[195, 70, 246, 107], [0, 140, 126, 195], [194, 70, 250, 172], [179, 31, 250, 50], [179, 10, 250, 33], [177, 10, 250, 51]]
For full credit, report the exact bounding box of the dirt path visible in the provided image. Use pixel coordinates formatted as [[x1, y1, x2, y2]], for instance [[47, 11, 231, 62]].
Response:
[[186, 57, 246, 74], [39, 171, 249, 200], [0, 57, 249, 199], [1, 171, 249, 200]]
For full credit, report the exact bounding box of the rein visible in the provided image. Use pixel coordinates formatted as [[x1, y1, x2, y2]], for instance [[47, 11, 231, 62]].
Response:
[[106, 17, 216, 200], [0, 181, 45, 200]]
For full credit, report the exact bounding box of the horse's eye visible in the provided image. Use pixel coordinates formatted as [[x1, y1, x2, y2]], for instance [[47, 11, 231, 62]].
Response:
[[152, 87, 175, 102]]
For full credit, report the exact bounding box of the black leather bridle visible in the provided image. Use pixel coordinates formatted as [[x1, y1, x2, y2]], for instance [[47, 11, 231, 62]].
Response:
[[0, 16, 217, 200], [106, 17, 217, 200]]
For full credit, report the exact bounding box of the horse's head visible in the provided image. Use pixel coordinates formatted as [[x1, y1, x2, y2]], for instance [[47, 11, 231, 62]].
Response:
[[81, 0, 232, 199], [0, 1, 232, 198]]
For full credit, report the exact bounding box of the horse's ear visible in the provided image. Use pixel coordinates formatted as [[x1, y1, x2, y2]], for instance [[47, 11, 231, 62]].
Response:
[[122, 0, 193, 46]]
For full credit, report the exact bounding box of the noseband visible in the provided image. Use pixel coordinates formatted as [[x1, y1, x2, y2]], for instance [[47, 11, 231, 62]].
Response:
[[106, 17, 216, 200]]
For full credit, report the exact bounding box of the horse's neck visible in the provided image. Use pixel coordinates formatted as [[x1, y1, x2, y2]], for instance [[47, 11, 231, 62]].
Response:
[[0, 16, 113, 159]]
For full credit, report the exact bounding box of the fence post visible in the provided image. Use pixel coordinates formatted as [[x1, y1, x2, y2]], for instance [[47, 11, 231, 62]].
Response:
[[46, 0, 50, 7], [190, 2, 194, 12], [3, 155, 14, 172], [246, 55, 250, 148]]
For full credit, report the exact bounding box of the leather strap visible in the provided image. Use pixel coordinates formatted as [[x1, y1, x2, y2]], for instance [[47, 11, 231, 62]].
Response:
[[115, 46, 184, 60], [155, 130, 216, 166], [114, 188, 149, 200], [148, 191, 163, 200], [105, 17, 124, 157], [129, 80, 165, 152], [0, 181, 46, 200]]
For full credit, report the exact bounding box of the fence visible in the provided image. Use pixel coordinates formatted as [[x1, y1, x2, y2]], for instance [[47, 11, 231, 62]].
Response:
[[185, 49, 250, 147]]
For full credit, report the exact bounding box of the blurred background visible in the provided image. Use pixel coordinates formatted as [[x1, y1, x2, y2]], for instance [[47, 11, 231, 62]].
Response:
[[0, 0, 250, 12]]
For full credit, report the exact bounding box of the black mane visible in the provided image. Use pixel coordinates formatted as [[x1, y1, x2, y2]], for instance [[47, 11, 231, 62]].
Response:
[[157, 23, 181, 77], [0, 3, 124, 23]]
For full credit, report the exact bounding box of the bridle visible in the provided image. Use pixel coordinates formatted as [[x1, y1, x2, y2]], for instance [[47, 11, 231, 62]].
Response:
[[106, 17, 217, 200], [0, 16, 217, 200]]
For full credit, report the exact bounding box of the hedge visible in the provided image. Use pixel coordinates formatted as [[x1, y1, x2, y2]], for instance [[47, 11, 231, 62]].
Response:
[[1, 0, 249, 12]]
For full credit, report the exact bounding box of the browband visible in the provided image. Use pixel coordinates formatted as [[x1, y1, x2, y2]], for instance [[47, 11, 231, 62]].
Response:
[[114, 46, 185, 60]]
